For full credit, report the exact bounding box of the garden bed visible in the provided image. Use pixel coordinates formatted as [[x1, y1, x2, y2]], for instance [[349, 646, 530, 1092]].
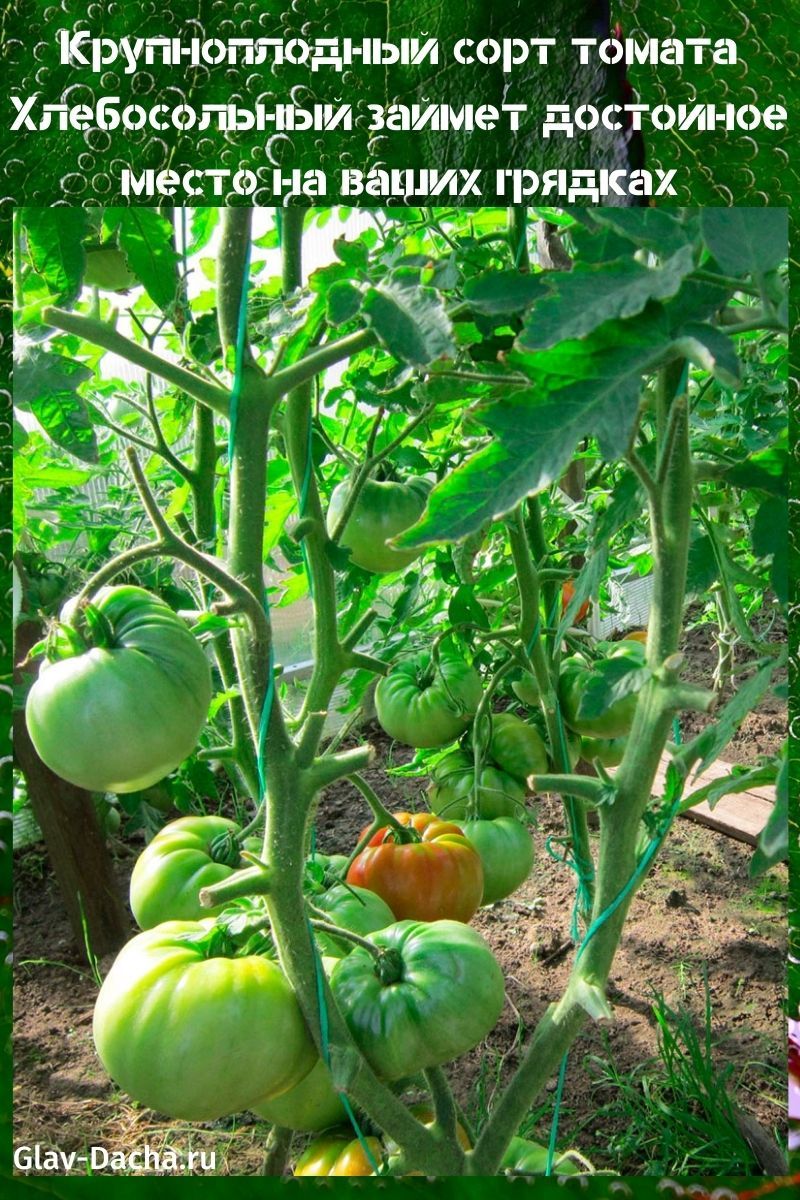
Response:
[[13, 627, 787, 1176]]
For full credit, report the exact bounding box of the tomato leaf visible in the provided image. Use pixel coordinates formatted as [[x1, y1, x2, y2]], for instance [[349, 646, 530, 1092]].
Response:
[[21, 207, 89, 304], [106, 207, 182, 317], [398, 313, 672, 547], [518, 246, 695, 351], [14, 343, 98, 463], [674, 656, 781, 779], [362, 277, 456, 366], [577, 659, 650, 720], [586, 209, 695, 256], [463, 271, 546, 317], [749, 756, 788, 876], [752, 494, 788, 603], [672, 322, 741, 387], [700, 209, 788, 277]]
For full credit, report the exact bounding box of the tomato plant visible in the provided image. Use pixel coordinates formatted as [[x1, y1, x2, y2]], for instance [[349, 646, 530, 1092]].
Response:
[[14, 204, 787, 1178]]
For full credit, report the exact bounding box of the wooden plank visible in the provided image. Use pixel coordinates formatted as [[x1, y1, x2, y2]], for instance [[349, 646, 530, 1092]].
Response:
[[651, 753, 775, 846], [682, 793, 773, 845]]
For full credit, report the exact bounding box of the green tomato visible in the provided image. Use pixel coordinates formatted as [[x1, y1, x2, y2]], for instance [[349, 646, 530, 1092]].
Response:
[[375, 648, 483, 749], [93, 919, 317, 1120], [25, 585, 212, 793], [310, 881, 395, 957], [580, 735, 627, 768], [501, 1136, 579, 1176], [129, 815, 243, 929], [559, 656, 640, 739], [330, 919, 504, 1080], [511, 670, 540, 707], [489, 712, 549, 782], [427, 750, 524, 820], [326, 477, 429, 574], [458, 817, 534, 905], [83, 246, 138, 291], [252, 1059, 346, 1132]]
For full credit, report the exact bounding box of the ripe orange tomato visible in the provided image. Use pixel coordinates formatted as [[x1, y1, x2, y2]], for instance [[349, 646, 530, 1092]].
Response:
[[561, 580, 590, 623]]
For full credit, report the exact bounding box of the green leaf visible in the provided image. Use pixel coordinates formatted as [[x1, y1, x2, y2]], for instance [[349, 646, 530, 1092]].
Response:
[[334, 236, 369, 271], [672, 322, 740, 387], [21, 207, 89, 303], [700, 209, 788, 277], [14, 344, 97, 462], [448, 585, 490, 631], [752, 494, 788, 603], [399, 313, 672, 547], [327, 280, 363, 326], [518, 246, 695, 351], [108, 207, 182, 316], [577, 659, 650, 720], [362, 277, 456, 366], [749, 756, 787, 876], [589, 209, 693, 256], [675, 657, 781, 780], [725, 445, 788, 496], [463, 271, 546, 316]]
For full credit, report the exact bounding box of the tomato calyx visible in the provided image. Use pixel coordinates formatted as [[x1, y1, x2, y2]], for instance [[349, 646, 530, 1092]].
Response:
[[209, 829, 243, 867], [375, 947, 405, 986], [375, 823, 421, 847]]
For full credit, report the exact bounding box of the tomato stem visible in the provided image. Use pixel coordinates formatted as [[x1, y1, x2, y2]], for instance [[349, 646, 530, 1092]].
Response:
[[307, 916, 385, 961]]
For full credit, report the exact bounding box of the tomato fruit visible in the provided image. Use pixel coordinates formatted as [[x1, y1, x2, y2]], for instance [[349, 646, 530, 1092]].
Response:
[[346, 811, 483, 924], [559, 655, 640, 739], [129, 815, 243, 929], [489, 712, 549, 782], [310, 880, 395, 957], [326, 477, 429, 574], [93, 919, 316, 1120], [502, 1136, 579, 1176], [427, 750, 524, 820], [458, 817, 534, 904], [294, 1133, 382, 1176], [561, 580, 590, 623], [580, 735, 627, 768], [253, 1059, 346, 1132], [83, 245, 138, 291], [330, 919, 504, 1079], [26, 585, 212, 793], [375, 648, 483, 748], [623, 628, 648, 644]]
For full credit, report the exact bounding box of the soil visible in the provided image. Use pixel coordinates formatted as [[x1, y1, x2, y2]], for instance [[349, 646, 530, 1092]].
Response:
[[12, 620, 788, 1177]]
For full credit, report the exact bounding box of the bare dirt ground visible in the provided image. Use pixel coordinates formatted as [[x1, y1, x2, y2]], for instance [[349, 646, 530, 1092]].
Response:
[[13, 621, 787, 1176]]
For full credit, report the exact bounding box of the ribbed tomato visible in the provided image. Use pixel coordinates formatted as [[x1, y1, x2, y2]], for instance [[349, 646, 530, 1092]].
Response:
[[427, 750, 524, 820], [375, 648, 483, 749], [253, 1059, 346, 1133], [93, 919, 316, 1120], [293, 1133, 382, 1176], [129, 815, 243, 929], [25, 585, 211, 793], [458, 817, 534, 904], [326, 476, 429, 574], [561, 580, 590, 623], [330, 919, 504, 1080], [346, 811, 483, 924]]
